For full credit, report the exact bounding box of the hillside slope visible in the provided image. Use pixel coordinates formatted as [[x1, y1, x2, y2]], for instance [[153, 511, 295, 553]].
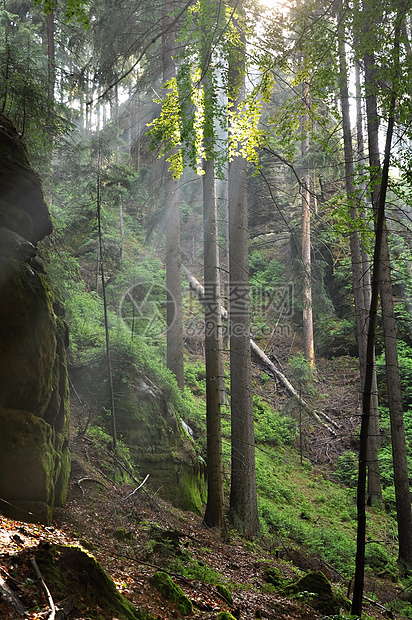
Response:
[[0, 411, 402, 620]]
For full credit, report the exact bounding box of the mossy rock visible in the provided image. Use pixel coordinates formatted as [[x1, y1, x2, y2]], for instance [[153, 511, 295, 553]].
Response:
[[0, 198, 35, 242], [150, 571, 193, 615], [138, 453, 206, 515], [0, 114, 70, 524], [216, 613, 237, 620], [0, 408, 55, 521], [0, 113, 52, 241], [72, 353, 206, 514], [285, 570, 340, 615], [263, 566, 289, 588], [216, 583, 233, 605], [0, 259, 57, 413], [36, 543, 145, 619]]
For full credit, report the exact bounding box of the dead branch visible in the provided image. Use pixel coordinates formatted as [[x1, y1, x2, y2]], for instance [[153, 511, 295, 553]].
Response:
[[30, 556, 56, 619], [125, 474, 150, 499]]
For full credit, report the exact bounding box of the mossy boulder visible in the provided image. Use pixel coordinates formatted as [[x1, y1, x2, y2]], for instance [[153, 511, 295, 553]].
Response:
[[216, 584, 233, 605], [0, 113, 52, 242], [150, 571, 193, 615], [36, 543, 145, 620], [263, 566, 289, 588], [216, 613, 237, 620], [72, 354, 207, 514], [0, 261, 70, 524], [0, 259, 56, 412], [285, 570, 340, 615]]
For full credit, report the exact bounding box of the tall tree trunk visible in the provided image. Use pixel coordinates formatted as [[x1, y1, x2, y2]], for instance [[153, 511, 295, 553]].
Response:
[[163, 0, 184, 389], [301, 78, 315, 367], [46, 11, 55, 104], [201, 0, 225, 530], [338, 22, 382, 505], [228, 0, 260, 537], [97, 149, 117, 455], [355, 59, 382, 505], [202, 157, 225, 531], [363, 33, 412, 569]]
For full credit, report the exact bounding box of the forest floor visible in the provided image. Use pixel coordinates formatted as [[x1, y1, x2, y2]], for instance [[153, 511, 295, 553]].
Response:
[[0, 460, 392, 620], [0, 355, 401, 620]]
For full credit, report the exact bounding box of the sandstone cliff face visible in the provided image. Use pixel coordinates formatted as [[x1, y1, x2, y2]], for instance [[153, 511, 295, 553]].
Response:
[[0, 114, 70, 525]]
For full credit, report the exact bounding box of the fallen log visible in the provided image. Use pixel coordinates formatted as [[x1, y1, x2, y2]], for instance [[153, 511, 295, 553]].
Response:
[[182, 264, 339, 435]]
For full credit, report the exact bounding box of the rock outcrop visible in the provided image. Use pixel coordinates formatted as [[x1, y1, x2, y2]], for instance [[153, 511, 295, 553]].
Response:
[[0, 113, 70, 525], [71, 351, 206, 515]]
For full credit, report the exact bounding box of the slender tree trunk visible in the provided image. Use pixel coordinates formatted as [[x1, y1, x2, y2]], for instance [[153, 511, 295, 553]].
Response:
[[355, 58, 382, 504], [227, 0, 259, 537], [119, 186, 125, 263], [364, 33, 412, 569], [301, 78, 315, 367], [202, 157, 225, 531], [201, 0, 225, 530], [351, 137, 385, 616], [163, 0, 184, 389], [338, 23, 381, 505], [97, 149, 117, 454], [46, 11, 55, 103]]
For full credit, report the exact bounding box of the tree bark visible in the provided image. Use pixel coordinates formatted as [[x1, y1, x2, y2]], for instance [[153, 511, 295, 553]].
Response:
[[354, 58, 382, 505], [46, 11, 55, 103], [202, 156, 225, 531], [227, 1, 259, 537], [338, 25, 382, 505], [163, 0, 184, 389], [201, 0, 225, 530], [363, 35, 412, 569], [301, 77, 315, 368]]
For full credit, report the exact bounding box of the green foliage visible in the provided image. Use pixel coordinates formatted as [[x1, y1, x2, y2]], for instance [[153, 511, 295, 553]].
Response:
[[287, 354, 318, 396], [364, 542, 395, 571], [184, 360, 206, 396], [32, 0, 89, 28], [148, 0, 271, 178], [167, 557, 225, 585], [0, 10, 74, 168], [253, 396, 296, 446], [335, 452, 358, 489], [249, 253, 285, 285], [377, 404, 412, 512], [376, 340, 412, 409]]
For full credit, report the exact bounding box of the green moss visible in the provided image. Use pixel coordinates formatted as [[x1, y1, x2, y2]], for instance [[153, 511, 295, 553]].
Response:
[[0, 407, 56, 521], [263, 566, 288, 588], [216, 583, 233, 605], [150, 571, 193, 615], [36, 544, 145, 619], [216, 613, 237, 620]]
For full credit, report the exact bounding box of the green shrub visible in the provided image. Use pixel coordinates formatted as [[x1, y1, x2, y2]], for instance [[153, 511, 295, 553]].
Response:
[[365, 542, 392, 570], [335, 452, 358, 488], [254, 396, 296, 446]]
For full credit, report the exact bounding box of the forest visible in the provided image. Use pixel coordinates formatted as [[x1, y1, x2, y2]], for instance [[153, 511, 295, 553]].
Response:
[[1, 0, 412, 618]]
